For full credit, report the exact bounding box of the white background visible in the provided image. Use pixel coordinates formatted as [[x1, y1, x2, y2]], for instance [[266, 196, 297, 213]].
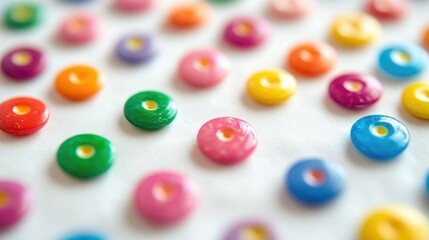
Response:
[[1, 0, 429, 239]]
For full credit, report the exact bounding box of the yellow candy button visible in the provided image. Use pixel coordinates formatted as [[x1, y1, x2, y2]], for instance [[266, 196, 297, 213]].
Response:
[[247, 69, 297, 105], [360, 204, 429, 240], [331, 12, 381, 47], [402, 81, 429, 120]]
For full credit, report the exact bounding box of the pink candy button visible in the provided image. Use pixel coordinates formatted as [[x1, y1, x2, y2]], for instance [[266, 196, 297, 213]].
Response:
[[58, 12, 100, 45], [328, 73, 383, 109], [134, 171, 199, 225], [0, 180, 31, 229], [197, 117, 258, 165], [223, 16, 270, 49], [269, 0, 314, 19], [178, 49, 230, 88], [115, 0, 155, 13]]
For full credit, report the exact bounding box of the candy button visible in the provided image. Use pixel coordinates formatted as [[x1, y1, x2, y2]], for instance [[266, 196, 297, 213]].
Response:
[[224, 220, 276, 240], [0, 97, 50, 136], [64, 0, 94, 3], [115, 34, 158, 64], [134, 171, 199, 225], [124, 91, 178, 130], [351, 115, 409, 161], [423, 26, 429, 51], [55, 65, 103, 101], [378, 44, 427, 79], [4, 3, 41, 29], [57, 134, 116, 179], [115, 0, 155, 12], [331, 12, 381, 47], [1, 46, 45, 80], [402, 81, 429, 120], [209, 0, 239, 3], [366, 0, 409, 21], [167, 2, 211, 29], [285, 158, 345, 205], [178, 49, 229, 88], [269, 0, 314, 19], [287, 42, 336, 77], [329, 73, 383, 109], [360, 204, 429, 240], [247, 69, 296, 105], [197, 117, 257, 165], [223, 16, 270, 49], [63, 233, 106, 240], [0, 180, 31, 229], [58, 12, 100, 44]]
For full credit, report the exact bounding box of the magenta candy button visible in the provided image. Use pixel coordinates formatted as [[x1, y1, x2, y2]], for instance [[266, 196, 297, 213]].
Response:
[[328, 73, 383, 109], [178, 49, 229, 88], [134, 171, 199, 225], [0, 180, 31, 229], [115, 0, 155, 12], [58, 12, 100, 44], [1, 47, 45, 80], [223, 16, 270, 49], [197, 117, 258, 165]]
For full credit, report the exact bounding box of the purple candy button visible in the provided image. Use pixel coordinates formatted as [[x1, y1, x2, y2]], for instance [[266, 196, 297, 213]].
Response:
[[223, 16, 270, 49], [115, 34, 158, 64], [328, 73, 383, 109], [224, 220, 277, 240], [0, 180, 31, 229], [1, 47, 45, 80]]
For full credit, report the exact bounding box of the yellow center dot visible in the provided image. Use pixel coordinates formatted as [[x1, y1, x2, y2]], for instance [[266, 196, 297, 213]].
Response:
[[12, 7, 32, 22], [371, 125, 389, 137], [416, 88, 429, 102], [12, 52, 32, 66], [12, 105, 31, 115], [241, 226, 269, 240], [391, 51, 411, 65], [69, 19, 86, 33], [76, 145, 96, 159], [0, 192, 10, 209], [344, 81, 363, 92], [194, 59, 211, 70], [142, 100, 158, 111], [235, 23, 253, 36], [126, 38, 145, 51], [216, 128, 235, 142], [153, 184, 174, 202]]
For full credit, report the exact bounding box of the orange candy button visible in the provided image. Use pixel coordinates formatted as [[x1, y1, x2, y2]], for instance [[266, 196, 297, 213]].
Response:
[[423, 26, 429, 50], [287, 42, 337, 77], [168, 2, 211, 29], [55, 65, 103, 101]]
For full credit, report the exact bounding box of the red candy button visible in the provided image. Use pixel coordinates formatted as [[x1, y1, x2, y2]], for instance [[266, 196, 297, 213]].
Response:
[[0, 97, 50, 136], [366, 0, 409, 21]]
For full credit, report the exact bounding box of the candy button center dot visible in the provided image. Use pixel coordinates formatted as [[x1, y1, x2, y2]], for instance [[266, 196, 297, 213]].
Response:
[[416, 87, 429, 102], [371, 125, 389, 137], [69, 72, 88, 84], [193, 59, 211, 70], [216, 128, 235, 142], [0, 192, 10, 209], [240, 226, 268, 240], [344, 81, 363, 92], [377, 218, 403, 239], [12, 7, 32, 22], [12, 52, 32, 66], [304, 169, 325, 186], [76, 145, 96, 159], [126, 38, 144, 51], [142, 100, 158, 111], [260, 76, 281, 88], [153, 183, 174, 202], [69, 19, 86, 33], [12, 105, 31, 115], [391, 51, 411, 65], [234, 23, 253, 36]]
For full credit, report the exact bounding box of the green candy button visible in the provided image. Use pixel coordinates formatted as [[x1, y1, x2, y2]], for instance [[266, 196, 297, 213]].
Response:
[[57, 134, 116, 179], [124, 91, 178, 130], [4, 3, 42, 29]]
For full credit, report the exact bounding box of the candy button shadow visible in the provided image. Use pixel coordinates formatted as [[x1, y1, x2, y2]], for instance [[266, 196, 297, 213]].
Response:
[[48, 157, 94, 186], [241, 90, 289, 111], [190, 145, 230, 171], [118, 115, 162, 137], [277, 186, 330, 215]]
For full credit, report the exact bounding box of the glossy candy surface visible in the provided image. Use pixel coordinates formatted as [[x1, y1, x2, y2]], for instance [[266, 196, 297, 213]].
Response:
[[168, 2, 211, 29], [366, 0, 409, 21], [4, 3, 41, 29], [0, 97, 49, 136], [350, 115, 409, 160], [124, 91, 177, 130], [178, 49, 229, 88], [224, 220, 277, 240], [1, 47, 45, 80], [328, 73, 383, 109], [58, 12, 100, 44], [115, 34, 158, 64], [402, 81, 429, 120], [0, 180, 31, 229], [197, 117, 257, 165], [57, 134, 116, 179], [223, 16, 270, 48], [247, 70, 297, 105], [134, 171, 199, 225], [285, 158, 345, 205]]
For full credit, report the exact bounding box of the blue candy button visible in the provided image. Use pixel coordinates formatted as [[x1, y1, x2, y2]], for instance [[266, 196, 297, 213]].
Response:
[[285, 158, 345, 205], [64, 233, 105, 240], [378, 44, 427, 79], [350, 115, 410, 161]]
